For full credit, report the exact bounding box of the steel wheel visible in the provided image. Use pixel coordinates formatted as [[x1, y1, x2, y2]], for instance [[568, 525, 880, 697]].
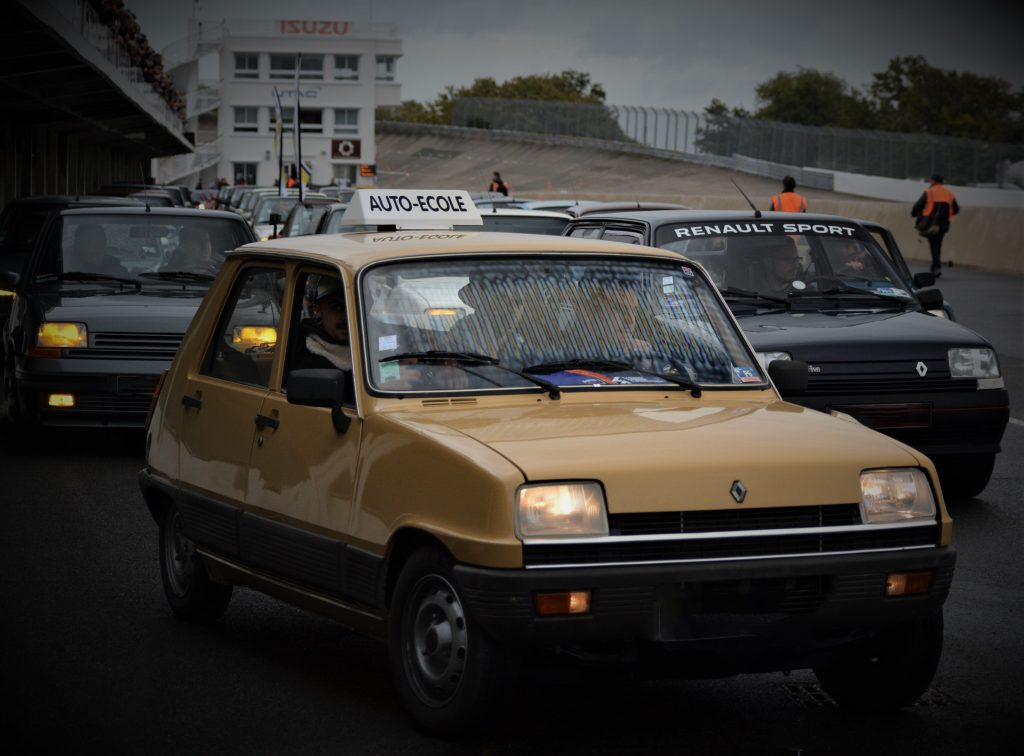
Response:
[[158, 502, 232, 623], [162, 506, 197, 598], [404, 573, 469, 706]]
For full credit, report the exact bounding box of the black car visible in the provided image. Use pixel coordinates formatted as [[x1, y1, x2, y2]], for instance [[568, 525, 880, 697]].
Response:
[[565, 209, 1009, 499], [0, 206, 256, 428]]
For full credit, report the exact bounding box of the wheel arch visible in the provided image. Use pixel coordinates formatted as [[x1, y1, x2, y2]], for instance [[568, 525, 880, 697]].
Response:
[[382, 527, 452, 608]]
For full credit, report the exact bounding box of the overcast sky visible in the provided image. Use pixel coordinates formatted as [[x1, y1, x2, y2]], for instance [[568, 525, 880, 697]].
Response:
[[130, 0, 1023, 113]]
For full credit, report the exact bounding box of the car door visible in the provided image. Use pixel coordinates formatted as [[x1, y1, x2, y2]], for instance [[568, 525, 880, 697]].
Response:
[[177, 264, 286, 519], [241, 267, 366, 600]]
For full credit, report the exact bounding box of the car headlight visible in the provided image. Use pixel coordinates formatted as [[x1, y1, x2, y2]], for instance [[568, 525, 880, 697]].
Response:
[[515, 482, 608, 539], [948, 348, 1000, 379], [37, 322, 88, 348], [860, 469, 936, 524], [756, 351, 790, 369], [0, 288, 15, 299]]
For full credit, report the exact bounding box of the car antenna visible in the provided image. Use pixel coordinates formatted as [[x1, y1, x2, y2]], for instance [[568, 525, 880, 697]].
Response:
[[730, 178, 761, 218], [139, 163, 151, 212]]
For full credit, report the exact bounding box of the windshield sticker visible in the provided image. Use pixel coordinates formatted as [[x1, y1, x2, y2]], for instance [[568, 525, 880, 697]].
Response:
[[681, 267, 695, 277], [674, 222, 858, 238], [734, 366, 761, 383], [378, 334, 398, 351], [877, 287, 911, 298], [379, 361, 401, 382]]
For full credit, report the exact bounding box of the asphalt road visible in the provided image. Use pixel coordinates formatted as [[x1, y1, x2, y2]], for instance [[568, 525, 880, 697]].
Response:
[[2, 264, 1022, 755]]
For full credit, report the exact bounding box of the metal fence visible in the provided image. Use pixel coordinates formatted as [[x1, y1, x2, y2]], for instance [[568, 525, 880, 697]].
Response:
[[451, 98, 1024, 185]]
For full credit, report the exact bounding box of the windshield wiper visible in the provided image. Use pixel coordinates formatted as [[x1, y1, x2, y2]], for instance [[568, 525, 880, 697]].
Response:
[[523, 358, 703, 397], [37, 271, 141, 289], [720, 286, 791, 307], [138, 271, 216, 282], [380, 350, 562, 398], [791, 284, 907, 308]]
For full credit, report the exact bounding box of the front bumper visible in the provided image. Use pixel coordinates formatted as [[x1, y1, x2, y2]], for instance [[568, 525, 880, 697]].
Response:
[[794, 388, 1009, 457], [455, 547, 955, 674], [15, 356, 166, 427]]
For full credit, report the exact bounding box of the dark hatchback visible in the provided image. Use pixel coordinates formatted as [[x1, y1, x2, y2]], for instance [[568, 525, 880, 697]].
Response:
[[565, 210, 1009, 499], [1, 206, 256, 428]]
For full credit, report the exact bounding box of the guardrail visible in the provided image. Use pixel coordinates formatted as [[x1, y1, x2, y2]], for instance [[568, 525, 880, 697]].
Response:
[[451, 98, 1024, 186]]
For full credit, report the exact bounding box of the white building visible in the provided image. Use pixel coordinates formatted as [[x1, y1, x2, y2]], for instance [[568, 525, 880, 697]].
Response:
[[157, 18, 402, 188]]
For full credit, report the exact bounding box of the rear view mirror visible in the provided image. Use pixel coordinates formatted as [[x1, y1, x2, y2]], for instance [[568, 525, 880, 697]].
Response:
[[913, 272, 936, 288], [769, 359, 808, 396], [269, 213, 282, 225], [287, 368, 355, 433], [916, 288, 944, 310]]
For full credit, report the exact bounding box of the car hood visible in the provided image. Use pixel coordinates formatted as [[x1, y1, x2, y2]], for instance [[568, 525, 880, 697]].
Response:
[[384, 397, 923, 512], [33, 287, 203, 332], [739, 309, 989, 358]]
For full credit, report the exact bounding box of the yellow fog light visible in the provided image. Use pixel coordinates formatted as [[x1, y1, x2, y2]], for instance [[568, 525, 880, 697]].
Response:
[[886, 571, 933, 597], [0, 288, 15, 298], [534, 591, 591, 616], [37, 322, 88, 348], [48, 393, 76, 408], [232, 326, 277, 349]]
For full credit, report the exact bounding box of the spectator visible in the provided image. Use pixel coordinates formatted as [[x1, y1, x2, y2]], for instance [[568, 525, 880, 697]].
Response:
[[489, 171, 509, 196], [768, 176, 807, 213], [911, 174, 959, 277]]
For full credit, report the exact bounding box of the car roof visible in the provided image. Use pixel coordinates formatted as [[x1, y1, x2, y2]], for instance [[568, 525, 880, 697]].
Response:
[[238, 230, 683, 276], [6, 195, 144, 206], [566, 201, 691, 217], [476, 208, 572, 219], [58, 206, 244, 221], [570, 209, 870, 225]]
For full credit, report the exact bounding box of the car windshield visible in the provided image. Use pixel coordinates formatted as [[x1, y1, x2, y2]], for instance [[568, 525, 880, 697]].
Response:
[[254, 197, 299, 225], [285, 204, 331, 237], [360, 256, 765, 394], [322, 209, 372, 234], [653, 220, 913, 306], [33, 216, 252, 282]]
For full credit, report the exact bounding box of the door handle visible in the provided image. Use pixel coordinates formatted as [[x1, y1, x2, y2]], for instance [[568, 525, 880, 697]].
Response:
[[254, 413, 279, 430], [181, 394, 202, 410]]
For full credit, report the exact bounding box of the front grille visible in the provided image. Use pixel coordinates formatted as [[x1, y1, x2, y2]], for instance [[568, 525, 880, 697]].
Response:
[[65, 332, 182, 360], [804, 358, 971, 396], [610, 504, 861, 536], [523, 524, 940, 567], [71, 393, 152, 412]]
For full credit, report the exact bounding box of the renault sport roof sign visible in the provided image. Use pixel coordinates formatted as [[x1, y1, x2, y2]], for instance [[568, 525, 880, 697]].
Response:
[[340, 189, 483, 230]]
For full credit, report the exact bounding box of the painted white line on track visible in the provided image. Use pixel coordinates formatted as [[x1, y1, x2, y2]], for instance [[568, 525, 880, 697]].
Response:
[[1010, 418, 1024, 428]]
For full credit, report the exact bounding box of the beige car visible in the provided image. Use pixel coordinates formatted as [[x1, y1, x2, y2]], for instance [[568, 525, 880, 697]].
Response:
[[139, 191, 955, 737]]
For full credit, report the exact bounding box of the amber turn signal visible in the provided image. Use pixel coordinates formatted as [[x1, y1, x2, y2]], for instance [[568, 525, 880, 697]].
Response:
[[885, 571, 933, 596], [534, 590, 591, 616]]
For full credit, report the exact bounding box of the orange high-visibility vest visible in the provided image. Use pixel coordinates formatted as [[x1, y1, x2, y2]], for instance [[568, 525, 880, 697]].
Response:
[[772, 192, 807, 212], [921, 185, 956, 223]]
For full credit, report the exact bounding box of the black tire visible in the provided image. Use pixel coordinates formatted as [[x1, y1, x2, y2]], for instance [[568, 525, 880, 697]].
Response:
[[814, 611, 943, 712], [388, 547, 507, 739], [936, 454, 995, 501], [158, 501, 232, 623]]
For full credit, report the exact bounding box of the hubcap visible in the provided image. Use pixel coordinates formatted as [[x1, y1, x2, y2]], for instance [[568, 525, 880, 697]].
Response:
[[405, 574, 468, 705], [163, 510, 196, 597]]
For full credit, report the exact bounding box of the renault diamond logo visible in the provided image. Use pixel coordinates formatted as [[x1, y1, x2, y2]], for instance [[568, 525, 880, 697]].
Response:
[[730, 480, 747, 503], [916, 361, 928, 377]]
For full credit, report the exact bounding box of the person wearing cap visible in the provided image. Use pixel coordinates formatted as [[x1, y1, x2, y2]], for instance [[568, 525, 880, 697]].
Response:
[[768, 176, 807, 213], [293, 277, 352, 372], [912, 174, 959, 277]]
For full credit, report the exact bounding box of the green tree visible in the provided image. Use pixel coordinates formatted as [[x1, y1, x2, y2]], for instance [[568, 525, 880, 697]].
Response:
[[752, 67, 874, 128], [378, 70, 608, 126], [868, 55, 1024, 142]]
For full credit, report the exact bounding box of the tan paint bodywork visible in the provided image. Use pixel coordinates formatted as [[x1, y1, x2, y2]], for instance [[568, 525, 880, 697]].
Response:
[[145, 231, 953, 572]]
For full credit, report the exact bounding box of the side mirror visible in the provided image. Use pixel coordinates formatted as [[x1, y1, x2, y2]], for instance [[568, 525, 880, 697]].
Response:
[[916, 288, 944, 311], [286, 368, 355, 433], [0, 270, 21, 291], [269, 212, 282, 226], [912, 271, 936, 288], [769, 359, 808, 397]]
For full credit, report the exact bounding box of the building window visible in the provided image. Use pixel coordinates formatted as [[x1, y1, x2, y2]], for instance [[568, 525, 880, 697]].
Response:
[[333, 108, 358, 135], [269, 54, 297, 80], [299, 108, 323, 134], [299, 54, 324, 80], [376, 55, 397, 81], [233, 107, 259, 133], [234, 52, 259, 79], [334, 54, 359, 80], [233, 162, 258, 185]]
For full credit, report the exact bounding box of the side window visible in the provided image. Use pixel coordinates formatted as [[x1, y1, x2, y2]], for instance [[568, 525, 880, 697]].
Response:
[[567, 226, 603, 239], [203, 267, 285, 387], [284, 270, 350, 386]]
